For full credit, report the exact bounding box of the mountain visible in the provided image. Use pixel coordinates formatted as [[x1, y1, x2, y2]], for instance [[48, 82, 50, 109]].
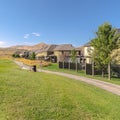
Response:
[[8, 42, 49, 51]]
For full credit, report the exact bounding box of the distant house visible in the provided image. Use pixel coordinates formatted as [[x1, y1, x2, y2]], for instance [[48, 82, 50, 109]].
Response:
[[75, 42, 93, 64], [36, 45, 58, 62], [35, 42, 95, 64], [13, 50, 29, 58], [54, 44, 74, 62], [75, 46, 85, 63]]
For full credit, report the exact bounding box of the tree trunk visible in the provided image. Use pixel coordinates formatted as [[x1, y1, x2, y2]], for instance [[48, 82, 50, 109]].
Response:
[[102, 70, 104, 77], [76, 62, 78, 72], [69, 62, 70, 70], [108, 62, 111, 80], [85, 63, 87, 75], [92, 62, 94, 76], [63, 61, 64, 69]]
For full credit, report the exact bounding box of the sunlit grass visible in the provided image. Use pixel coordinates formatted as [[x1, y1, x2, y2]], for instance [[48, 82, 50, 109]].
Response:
[[43, 63, 120, 85], [0, 60, 120, 120]]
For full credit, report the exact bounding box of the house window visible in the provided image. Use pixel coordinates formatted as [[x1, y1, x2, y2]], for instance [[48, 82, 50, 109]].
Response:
[[78, 51, 81, 55]]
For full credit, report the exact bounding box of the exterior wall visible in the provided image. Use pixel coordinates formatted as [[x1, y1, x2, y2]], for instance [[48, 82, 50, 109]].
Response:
[[84, 46, 92, 56], [47, 51, 54, 56], [54, 51, 62, 62], [86, 57, 92, 64], [36, 52, 47, 57], [83, 46, 93, 64], [111, 48, 120, 64], [54, 51, 71, 62]]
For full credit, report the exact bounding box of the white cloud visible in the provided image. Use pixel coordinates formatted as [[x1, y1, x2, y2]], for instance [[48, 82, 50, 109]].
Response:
[[32, 32, 40, 37], [24, 34, 30, 39], [0, 41, 8, 48]]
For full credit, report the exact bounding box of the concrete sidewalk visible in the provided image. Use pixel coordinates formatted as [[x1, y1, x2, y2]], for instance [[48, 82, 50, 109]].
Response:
[[15, 61, 120, 96]]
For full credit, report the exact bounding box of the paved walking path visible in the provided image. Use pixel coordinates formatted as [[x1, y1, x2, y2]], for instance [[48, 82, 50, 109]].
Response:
[[14, 61, 120, 96]]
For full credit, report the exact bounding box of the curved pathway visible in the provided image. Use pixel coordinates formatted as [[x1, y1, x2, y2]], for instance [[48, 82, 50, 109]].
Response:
[[14, 61, 120, 96]]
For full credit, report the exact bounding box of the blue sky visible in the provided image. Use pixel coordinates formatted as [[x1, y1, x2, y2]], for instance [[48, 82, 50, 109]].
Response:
[[0, 0, 120, 47]]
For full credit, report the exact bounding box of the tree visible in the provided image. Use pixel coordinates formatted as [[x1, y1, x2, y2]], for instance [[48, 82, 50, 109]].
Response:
[[91, 22, 120, 79], [71, 49, 77, 63], [29, 52, 36, 60], [12, 54, 20, 58]]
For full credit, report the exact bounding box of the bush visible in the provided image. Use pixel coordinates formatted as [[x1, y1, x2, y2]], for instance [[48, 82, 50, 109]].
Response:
[[12, 54, 20, 58]]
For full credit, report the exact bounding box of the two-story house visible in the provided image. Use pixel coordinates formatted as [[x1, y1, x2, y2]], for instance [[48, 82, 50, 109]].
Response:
[[54, 44, 75, 62], [35, 45, 58, 62]]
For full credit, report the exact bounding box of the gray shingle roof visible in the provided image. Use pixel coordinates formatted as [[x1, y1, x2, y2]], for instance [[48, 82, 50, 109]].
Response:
[[84, 42, 91, 47], [35, 45, 58, 54], [75, 46, 83, 51], [54, 44, 75, 51], [44, 45, 58, 52]]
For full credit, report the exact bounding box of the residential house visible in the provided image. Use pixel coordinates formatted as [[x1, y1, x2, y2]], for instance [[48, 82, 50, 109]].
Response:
[[75, 42, 93, 64], [35, 45, 58, 62], [54, 44, 75, 62]]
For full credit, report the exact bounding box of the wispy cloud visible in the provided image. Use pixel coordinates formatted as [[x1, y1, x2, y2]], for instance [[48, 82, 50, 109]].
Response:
[[24, 32, 41, 39], [0, 41, 8, 48], [24, 34, 30, 39], [32, 32, 40, 37]]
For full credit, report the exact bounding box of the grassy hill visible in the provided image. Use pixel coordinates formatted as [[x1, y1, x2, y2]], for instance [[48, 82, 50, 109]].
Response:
[[0, 60, 120, 120]]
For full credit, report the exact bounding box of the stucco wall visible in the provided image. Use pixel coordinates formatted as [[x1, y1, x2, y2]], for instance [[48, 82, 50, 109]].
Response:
[[54, 51, 62, 62], [36, 52, 47, 57], [84, 46, 93, 64]]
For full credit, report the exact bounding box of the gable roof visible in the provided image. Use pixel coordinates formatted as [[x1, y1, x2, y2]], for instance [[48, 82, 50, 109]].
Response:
[[116, 28, 120, 33], [84, 42, 91, 47], [75, 46, 84, 51], [54, 44, 75, 51], [35, 44, 58, 54], [44, 45, 58, 52]]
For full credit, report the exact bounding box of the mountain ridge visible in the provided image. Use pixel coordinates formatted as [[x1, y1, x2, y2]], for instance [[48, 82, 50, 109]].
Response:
[[7, 42, 49, 51]]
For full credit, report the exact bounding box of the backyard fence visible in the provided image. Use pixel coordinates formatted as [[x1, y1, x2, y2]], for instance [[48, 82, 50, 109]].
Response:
[[59, 62, 85, 71], [111, 64, 120, 77], [85, 64, 102, 75], [59, 62, 120, 78], [86, 63, 120, 77]]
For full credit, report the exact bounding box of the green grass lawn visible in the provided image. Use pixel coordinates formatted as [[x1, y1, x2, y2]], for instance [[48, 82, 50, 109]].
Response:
[[42, 63, 120, 85], [1, 60, 120, 120]]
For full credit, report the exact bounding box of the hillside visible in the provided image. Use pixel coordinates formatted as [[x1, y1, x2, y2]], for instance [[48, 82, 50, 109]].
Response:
[[0, 42, 49, 59], [8, 42, 48, 50]]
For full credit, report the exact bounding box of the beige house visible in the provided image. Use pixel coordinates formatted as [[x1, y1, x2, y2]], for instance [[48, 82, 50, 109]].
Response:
[[35, 43, 94, 63], [54, 44, 75, 62], [36, 45, 58, 62], [75, 42, 93, 64]]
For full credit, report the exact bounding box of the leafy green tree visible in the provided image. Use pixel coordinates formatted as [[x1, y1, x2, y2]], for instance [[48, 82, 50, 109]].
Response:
[[29, 52, 36, 60], [71, 49, 77, 63], [12, 54, 20, 58], [91, 22, 120, 79]]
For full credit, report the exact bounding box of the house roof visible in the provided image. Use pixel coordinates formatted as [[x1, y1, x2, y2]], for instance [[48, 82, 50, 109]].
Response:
[[116, 28, 120, 33], [44, 45, 58, 52], [54, 44, 75, 51], [35, 45, 58, 54], [115, 29, 120, 36], [83, 42, 91, 47], [35, 48, 45, 54], [75, 46, 84, 51]]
